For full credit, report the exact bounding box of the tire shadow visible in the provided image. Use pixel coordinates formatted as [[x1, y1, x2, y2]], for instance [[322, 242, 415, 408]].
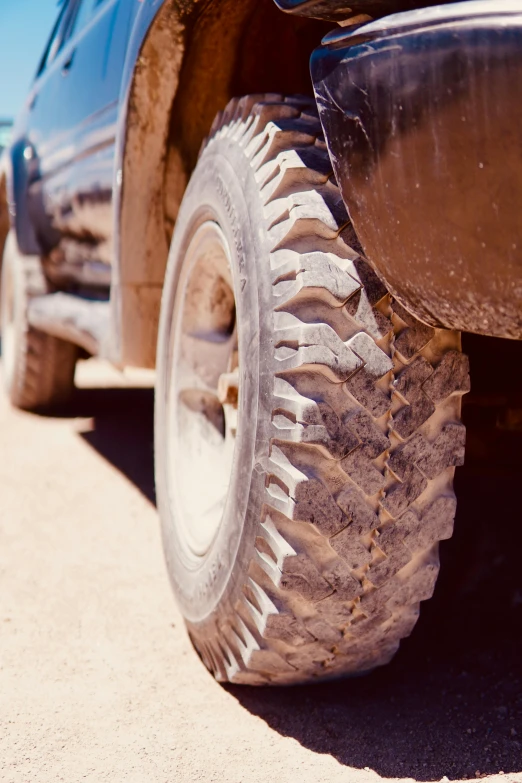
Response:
[[56, 386, 156, 505]]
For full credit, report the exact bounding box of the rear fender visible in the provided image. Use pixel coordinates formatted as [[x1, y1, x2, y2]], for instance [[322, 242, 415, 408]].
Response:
[[272, 0, 453, 21], [311, 0, 522, 339]]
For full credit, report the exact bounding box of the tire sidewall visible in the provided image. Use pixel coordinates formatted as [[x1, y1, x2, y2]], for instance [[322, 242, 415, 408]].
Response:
[[155, 138, 274, 625]]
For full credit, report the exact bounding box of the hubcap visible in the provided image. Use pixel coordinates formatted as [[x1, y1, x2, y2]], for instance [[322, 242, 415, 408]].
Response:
[[166, 222, 239, 560]]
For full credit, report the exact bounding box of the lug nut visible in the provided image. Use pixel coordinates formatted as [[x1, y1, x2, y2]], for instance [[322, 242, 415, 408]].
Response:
[[217, 371, 239, 406]]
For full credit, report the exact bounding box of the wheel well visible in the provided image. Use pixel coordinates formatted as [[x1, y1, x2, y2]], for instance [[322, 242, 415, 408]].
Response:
[[117, 0, 330, 367]]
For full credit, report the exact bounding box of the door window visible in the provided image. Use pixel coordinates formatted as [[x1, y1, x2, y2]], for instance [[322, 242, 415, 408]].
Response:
[[69, 0, 109, 40], [36, 0, 75, 75]]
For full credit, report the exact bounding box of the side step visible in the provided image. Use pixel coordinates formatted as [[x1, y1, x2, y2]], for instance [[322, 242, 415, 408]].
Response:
[[27, 292, 110, 357]]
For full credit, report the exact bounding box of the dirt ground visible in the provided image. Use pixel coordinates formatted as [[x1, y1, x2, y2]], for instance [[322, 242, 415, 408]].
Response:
[[1, 335, 521, 783]]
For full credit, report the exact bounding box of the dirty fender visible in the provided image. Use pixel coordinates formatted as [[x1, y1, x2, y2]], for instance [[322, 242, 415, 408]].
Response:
[[311, 0, 522, 339]]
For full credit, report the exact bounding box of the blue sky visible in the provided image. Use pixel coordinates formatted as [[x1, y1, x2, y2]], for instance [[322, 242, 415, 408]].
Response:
[[0, 0, 60, 120]]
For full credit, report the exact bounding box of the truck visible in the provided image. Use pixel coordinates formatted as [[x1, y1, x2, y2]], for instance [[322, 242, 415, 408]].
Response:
[[0, 0, 520, 685]]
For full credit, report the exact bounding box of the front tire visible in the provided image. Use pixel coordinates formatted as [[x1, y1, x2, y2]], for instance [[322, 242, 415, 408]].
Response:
[[1, 231, 77, 410], [155, 94, 470, 685]]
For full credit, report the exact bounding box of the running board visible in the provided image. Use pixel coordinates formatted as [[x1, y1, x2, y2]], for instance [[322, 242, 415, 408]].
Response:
[[27, 292, 110, 356]]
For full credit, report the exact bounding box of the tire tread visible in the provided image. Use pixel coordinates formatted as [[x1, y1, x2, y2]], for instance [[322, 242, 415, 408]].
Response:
[[189, 95, 469, 684]]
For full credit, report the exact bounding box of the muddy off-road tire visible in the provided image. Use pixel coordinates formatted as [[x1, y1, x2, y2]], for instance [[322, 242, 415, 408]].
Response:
[[155, 94, 470, 685], [1, 231, 77, 410]]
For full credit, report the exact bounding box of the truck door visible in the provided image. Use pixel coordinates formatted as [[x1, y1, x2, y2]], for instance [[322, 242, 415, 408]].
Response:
[[27, 0, 131, 285]]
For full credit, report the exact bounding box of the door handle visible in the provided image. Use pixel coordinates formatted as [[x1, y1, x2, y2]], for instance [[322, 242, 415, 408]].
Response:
[[61, 49, 76, 76]]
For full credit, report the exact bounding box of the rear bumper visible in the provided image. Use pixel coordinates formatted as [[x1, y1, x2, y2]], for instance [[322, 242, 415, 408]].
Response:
[[311, 1, 522, 339]]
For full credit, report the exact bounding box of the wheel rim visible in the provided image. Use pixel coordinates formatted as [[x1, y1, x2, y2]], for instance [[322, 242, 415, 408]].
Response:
[[166, 221, 239, 560], [1, 256, 16, 391]]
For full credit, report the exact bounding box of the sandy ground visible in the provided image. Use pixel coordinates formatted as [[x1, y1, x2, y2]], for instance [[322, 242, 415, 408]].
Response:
[[0, 347, 521, 783]]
